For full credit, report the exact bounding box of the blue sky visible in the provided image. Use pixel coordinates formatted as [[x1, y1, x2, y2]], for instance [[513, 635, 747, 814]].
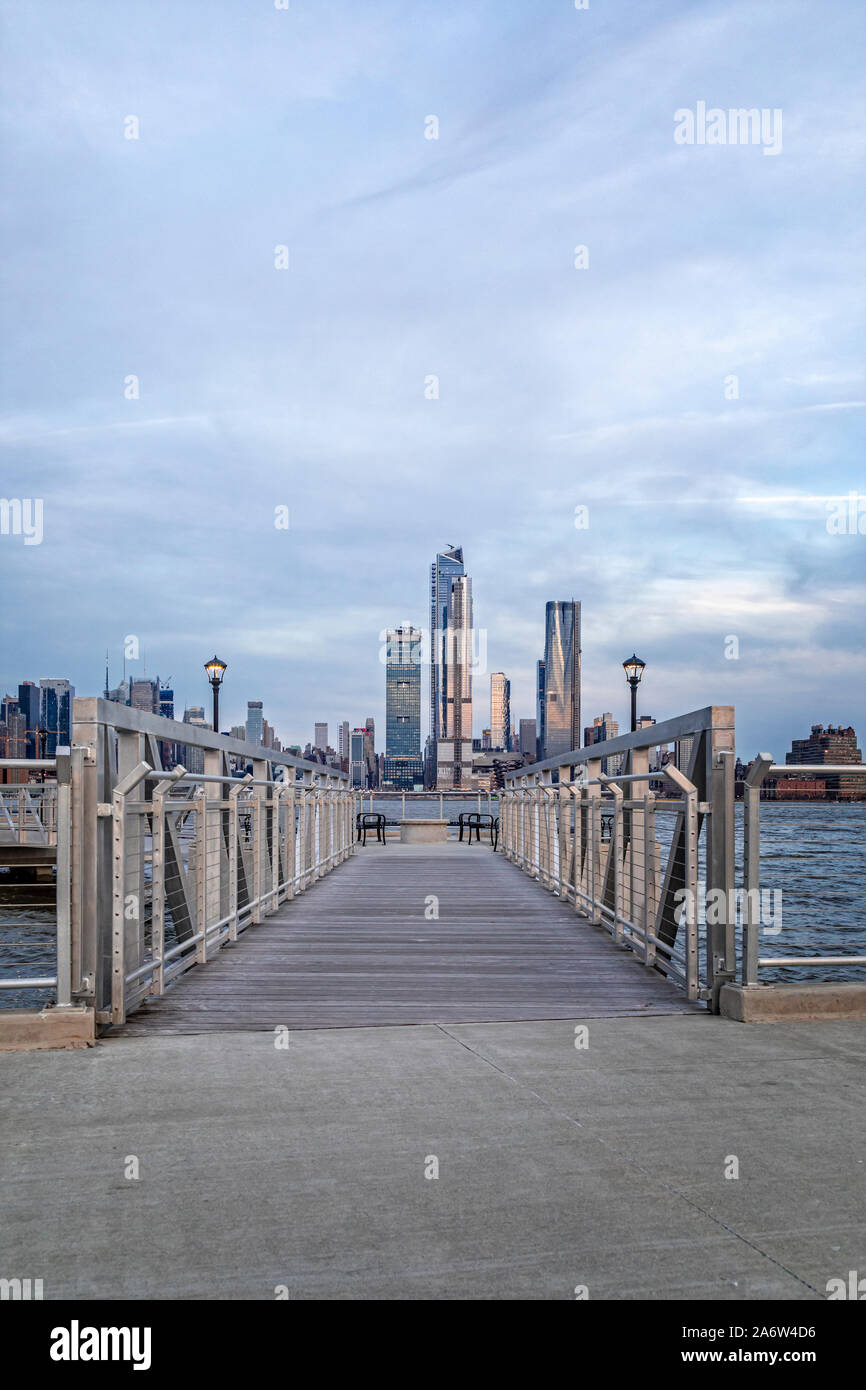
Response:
[[1, 0, 864, 758]]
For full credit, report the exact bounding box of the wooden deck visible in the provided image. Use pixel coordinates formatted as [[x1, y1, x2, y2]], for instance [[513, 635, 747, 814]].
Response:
[[113, 843, 699, 1035]]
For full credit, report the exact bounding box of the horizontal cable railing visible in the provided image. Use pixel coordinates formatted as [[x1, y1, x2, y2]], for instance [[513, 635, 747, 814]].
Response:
[[0, 699, 354, 1023], [741, 758, 866, 984], [502, 706, 737, 1007]]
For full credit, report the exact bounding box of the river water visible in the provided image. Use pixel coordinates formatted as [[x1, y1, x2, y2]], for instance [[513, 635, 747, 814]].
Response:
[[2, 801, 864, 1007]]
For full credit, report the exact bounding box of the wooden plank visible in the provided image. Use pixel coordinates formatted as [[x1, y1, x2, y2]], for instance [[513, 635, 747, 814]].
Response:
[[112, 845, 699, 1035]]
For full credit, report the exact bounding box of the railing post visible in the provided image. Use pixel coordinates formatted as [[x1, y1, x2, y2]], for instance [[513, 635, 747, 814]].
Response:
[[54, 748, 73, 1008], [600, 777, 623, 941], [110, 760, 152, 1026], [743, 754, 774, 986], [643, 789, 657, 967], [195, 784, 208, 962]]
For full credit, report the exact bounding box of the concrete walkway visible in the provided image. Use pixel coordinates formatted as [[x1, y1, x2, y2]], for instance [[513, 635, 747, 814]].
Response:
[[2, 1012, 865, 1299]]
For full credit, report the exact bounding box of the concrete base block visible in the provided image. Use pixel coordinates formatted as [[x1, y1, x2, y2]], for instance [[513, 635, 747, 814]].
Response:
[[399, 819, 450, 844], [0, 1006, 95, 1050], [720, 982, 866, 1023]]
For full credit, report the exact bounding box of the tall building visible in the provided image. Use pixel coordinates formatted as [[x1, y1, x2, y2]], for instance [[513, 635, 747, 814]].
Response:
[[438, 573, 474, 788], [182, 706, 208, 775], [536, 659, 546, 760], [584, 712, 620, 775], [350, 728, 368, 788], [364, 717, 378, 788], [430, 545, 465, 744], [17, 681, 41, 758], [385, 626, 422, 755], [339, 721, 350, 760], [246, 701, 264, 745], [490, 673, 511, 751], [314, 722, 328, 751], [39, 678, 75, 756], [541, 601, 581, 760], [787, 724, 863, 799], [519, 718, 537, 760], [129, 678, 158, 714]]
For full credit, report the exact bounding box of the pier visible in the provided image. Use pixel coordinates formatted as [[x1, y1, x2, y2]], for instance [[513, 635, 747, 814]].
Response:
[[1, 698, 865, 1299]]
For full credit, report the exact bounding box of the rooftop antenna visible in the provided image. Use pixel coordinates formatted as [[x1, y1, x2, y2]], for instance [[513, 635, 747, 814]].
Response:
[[104, 649, 110, 699]]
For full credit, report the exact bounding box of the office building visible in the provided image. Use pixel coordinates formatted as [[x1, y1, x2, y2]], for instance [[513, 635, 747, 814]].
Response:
[[541, 601, 581, 760], [438, 572, 474, 788], [385, 625, 422, 758], [430, 546, 466, 745], [17, 681, 41, 759], [246, 701, 264, 745], [182, 706, 209, 775], [787, 724, 864, 799], [339, 721, 350, 765], [490, 672, 510, 751], [314, 722, 328, 751], [584, 712, 621, 775], [39, 678, 75, 757], [519, 718, 537, 761], [536, 660, 546, 760], [350, 728, 368, 788]]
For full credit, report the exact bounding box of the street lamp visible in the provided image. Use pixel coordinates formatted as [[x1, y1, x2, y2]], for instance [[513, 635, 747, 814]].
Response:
[[622, 654, 646, 733], [204, 655, 227, 733]]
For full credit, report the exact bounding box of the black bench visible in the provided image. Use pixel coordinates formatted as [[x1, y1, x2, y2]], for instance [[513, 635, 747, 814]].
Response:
[[356, 812, 387, 846], [458, 812, 497, 848]]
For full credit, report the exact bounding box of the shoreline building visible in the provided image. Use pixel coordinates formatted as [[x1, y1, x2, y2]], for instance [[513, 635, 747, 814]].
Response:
[[490, 673, 511, 752], [383, 624, 423, 790], [786, 724, 864, 799], [540, 601, 581, 761]]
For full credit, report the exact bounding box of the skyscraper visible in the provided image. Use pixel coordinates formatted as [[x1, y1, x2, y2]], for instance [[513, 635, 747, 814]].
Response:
[[350, 728, 368, 788], [438, 573, 474, 787], [541, 601, 581, 760], [339, 721, 350, 767], [430, 546, 465, 743], [314, 722, 328, 750], [39, 678, 75, 756], [385, 625, 422, 755], [17, 681, 41, 758], [536, 659, 546, 760], [246, 700, 264, 745], [490, 672, 511, 751], [519, 718, 537, 759]]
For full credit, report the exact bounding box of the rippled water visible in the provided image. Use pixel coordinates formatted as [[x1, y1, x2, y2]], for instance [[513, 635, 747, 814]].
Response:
[[2, 801, 864, 1007]]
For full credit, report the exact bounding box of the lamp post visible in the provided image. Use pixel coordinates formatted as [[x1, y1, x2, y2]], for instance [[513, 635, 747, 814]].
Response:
[[622, 654, 646, 733], [204, 656, 227, 734]]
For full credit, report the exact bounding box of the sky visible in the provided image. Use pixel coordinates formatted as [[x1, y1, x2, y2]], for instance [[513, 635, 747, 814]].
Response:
[[1, 0, 864, 760]]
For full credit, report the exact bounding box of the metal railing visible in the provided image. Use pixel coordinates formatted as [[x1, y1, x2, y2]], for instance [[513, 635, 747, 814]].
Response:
[[0, 699, 354, 1025], [501, 707, 737, 1007], [0, 771, 58, 846], [0, 756, 70, 999], [741, 757, 866, 984]]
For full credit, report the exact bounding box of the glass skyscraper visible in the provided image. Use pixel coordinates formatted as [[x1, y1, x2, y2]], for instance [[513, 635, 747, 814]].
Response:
[[39, 678, 75, 756], [430, 546, 465, 742], [385, 626, 422, 755], [541, 601, 581, 760], [490, 672, 511, 751]]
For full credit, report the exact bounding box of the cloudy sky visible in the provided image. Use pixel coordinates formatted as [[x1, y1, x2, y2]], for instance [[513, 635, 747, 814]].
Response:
[[1, 0, 863, 758]]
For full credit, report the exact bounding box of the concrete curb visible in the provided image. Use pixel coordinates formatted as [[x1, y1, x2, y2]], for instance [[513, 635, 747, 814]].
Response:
[[0, 1006, 95, 1050], [720, 981, 866, 1022]]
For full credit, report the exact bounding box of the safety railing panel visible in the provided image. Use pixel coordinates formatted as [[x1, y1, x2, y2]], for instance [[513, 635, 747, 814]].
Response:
[[0, 700, 353, 1022], [741, 758, 866, 985], [502, 706, 737, 1008]]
